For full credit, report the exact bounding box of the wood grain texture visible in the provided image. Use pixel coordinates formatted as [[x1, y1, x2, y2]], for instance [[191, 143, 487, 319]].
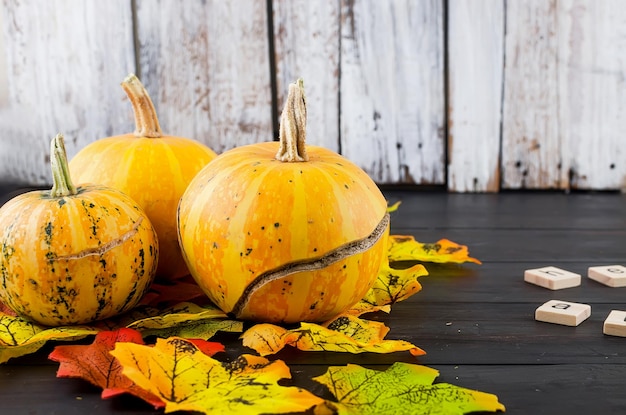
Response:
[[557, 0, 626, 190], [272, 0, 340, 152], [339, 0, 445, 185], [447, 0, 504, 192], [385, 190, 626, 230], [501, 0, 564, 189], [0, 0, 136, 185], [135, 0, 273, 154]]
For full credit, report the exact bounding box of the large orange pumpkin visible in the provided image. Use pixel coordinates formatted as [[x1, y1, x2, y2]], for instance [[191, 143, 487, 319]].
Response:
[[177, 80, 389, 323], [0, 134, 158, 326], [69, 74, 217, 280]]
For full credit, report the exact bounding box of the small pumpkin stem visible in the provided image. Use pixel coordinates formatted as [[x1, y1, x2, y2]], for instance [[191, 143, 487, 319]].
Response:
[[276, 78, 309, 162], [50, 133, 77, 197], [121, 73, 162, 138]]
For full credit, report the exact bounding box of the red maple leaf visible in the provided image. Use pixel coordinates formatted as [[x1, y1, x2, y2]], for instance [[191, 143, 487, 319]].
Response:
[[0, 300, 17, 316], [48, 328, 164, 408], [186, 338, 226, 356], [140, 278, 206, 306]]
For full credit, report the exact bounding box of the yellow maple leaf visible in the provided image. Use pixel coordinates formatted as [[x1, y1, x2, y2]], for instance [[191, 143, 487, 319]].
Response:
[[386, 201, 402, 212], [314, 362, 505, 415], [111, 337, 324, 415], [352, 261, 428, 312], [0, 312, 98, 363], [388, 235, 482, 264], [126, 302, 242, 339], [242, 315, 424, 357]]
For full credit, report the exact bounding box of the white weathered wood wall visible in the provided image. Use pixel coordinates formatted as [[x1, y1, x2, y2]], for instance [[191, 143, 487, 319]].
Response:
[[1, 0, 625, 192]]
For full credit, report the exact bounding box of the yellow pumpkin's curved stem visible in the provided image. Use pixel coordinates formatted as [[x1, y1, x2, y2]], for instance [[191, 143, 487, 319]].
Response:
[[50, 133, 77, 197], [121, 74, 162, 138], [276, 78, 309, 162]]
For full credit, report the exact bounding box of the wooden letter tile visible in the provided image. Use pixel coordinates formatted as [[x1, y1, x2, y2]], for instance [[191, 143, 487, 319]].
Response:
[[524, 266, 581, 290], [535, 300, 591, 326], [603, 310, 626, 337], [588, 265, 626, 287]]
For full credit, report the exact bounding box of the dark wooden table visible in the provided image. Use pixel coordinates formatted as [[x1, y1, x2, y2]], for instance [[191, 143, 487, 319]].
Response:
[[1, 184, 626, 414]]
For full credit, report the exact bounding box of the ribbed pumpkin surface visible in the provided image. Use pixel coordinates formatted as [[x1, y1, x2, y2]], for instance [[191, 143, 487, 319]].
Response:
[[178, 141, 389, 323], [69, 135, 215, 280], [0, 185, 158, 326], [69, 75, 217, 280]]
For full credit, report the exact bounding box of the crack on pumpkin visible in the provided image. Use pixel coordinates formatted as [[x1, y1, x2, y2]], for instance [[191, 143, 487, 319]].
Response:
[[231, 213, 390, 318], [54, 217, 143, 260]]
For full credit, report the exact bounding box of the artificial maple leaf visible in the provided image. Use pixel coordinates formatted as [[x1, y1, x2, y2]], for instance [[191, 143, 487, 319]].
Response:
[[141, 278, 206, 306], [126, 302, 242, 339], [343, 303, 391, 317], [93, 304, 165, 331], [111, 337, 324, 414], [0, 301, 16, 317], [241, 316, 424, 357], [186, 338, 226, 357], [388, 236, 482, 264], [314, 362, 505, 415], [386, 201, 402, 212], [48, 328, 164, 408], [0, 311, 98, 363], [351, 261, 428, 312]]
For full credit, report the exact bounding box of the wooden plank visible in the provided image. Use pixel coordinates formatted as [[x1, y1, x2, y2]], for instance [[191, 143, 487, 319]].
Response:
[[387, 301, 626, 365], [431, 364, 626, 414], [501, 0, 565, 189], [272, 0, 340, 152], [447, 0, 504, 192], [135, 0, 273, 154], [384, 190, 626, 230], [0, 363, 162, 414], [339, 0, 445, 185], [391, 227, 626, 263], [557, 0, 626, 190], [0, 0, 135, 185], [416, 262, 626, 305]]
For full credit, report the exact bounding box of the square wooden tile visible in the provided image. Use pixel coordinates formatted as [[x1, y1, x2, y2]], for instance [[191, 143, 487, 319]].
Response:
[[524, 266, 581, 290], [535, 300, 591, 326], [603, 310, 626, 337], [588, 265, 626, 287]]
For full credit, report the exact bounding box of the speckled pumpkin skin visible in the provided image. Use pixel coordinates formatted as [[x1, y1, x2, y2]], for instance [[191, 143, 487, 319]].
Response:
[[0, 185, 158, 326], [177, 142, 389, 323], [69, 136, 216, 280]]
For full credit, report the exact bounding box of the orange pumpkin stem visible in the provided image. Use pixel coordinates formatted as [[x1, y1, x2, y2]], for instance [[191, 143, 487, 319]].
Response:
[[276, 78, 309, 162], [50, 133, 77, 197], [121, 74, 163, 138]]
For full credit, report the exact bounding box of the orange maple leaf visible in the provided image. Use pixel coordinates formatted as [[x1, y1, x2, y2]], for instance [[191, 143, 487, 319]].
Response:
[[111, 338, 323, 414], [49, 328, 225, 408], [49, 328, 163, 408], [242, 315, 424, 357]]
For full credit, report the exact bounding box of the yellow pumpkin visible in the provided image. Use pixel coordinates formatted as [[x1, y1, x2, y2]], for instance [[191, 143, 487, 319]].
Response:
[[0, 134, 158, 326], [177, 80, 389, 323], [69, 74, 217, 280]]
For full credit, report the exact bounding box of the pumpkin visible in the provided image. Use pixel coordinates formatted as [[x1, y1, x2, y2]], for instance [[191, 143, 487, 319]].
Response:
[[69, 74, 217, 280], [0, 134, 158, 326], [177, 79, 390, 323]]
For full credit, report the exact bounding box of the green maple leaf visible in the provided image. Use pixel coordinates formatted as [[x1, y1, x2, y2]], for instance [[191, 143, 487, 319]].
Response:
[[314, 362, 505, 415]]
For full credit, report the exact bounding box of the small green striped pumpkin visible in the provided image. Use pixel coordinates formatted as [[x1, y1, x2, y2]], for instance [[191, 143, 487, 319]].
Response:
[[177, 80, 389, 323], [0, 134, 158, 326]]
